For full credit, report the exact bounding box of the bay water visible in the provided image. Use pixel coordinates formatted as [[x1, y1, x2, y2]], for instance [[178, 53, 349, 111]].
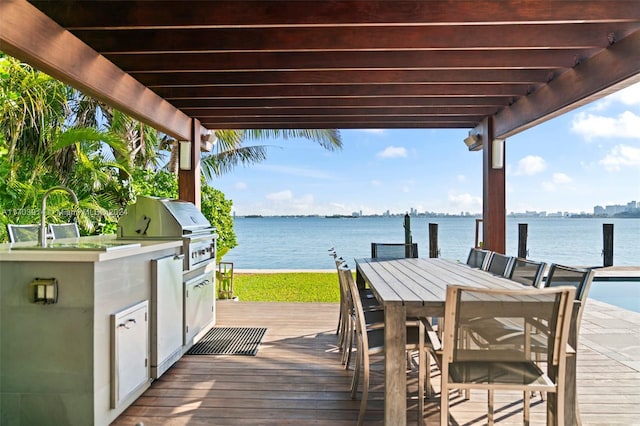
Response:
[[222, 216, 640, 311]]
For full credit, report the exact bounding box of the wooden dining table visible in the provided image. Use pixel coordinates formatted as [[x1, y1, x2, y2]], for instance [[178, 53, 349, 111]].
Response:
[[354, 257, 578, 426]]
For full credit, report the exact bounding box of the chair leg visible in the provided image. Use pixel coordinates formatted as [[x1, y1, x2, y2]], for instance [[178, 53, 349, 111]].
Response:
[[440, 387, 449, 425], [524, 390, 530, 426], [351, 335, 362, 398], [488, 389, 494, 425], [357, 352, 370, 426], [418, 321, 425, 423]]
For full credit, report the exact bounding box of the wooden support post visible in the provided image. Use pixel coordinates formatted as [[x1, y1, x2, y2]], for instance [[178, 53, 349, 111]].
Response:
[[518, 223, 528, 259], [428, 223, 439, 258], [481, 117, 506, 253], [603, 223, 614, 267], [178, 118, 202, 208]]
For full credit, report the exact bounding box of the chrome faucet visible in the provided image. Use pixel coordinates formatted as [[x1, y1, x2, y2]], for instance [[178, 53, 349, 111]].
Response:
[[40, 186, 79, 247]]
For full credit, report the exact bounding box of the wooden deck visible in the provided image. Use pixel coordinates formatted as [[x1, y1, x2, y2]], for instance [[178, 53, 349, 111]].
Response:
[[113, 298, 640, 425]]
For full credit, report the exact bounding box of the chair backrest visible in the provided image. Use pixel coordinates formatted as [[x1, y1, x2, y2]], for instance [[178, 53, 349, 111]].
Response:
[[509, 258, 547, 287], [485, 252, 515, 277], [338, 264, 368, 347], [442, 285, 575, 367], [49, 223, 80, 239], [543, 263, 595, 347], [371, 242, 418, 259], [544, 263, 594, 302], [465, 248, 491, 269], [6, 224, 40, 243]]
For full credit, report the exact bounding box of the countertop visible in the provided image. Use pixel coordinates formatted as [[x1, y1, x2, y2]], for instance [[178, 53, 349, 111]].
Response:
[[0, 234, 182, 262]]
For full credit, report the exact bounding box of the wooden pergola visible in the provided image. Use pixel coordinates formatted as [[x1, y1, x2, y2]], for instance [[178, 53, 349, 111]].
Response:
[[2, 0, 640, 252]]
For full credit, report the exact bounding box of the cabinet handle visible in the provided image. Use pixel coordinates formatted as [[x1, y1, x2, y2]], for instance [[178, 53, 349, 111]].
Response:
[[195, 279, 210, 289], [118, 318, 137, 329]]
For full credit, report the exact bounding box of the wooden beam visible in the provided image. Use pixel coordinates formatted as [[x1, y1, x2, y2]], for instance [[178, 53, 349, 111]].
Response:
[[156, 84, 529, 99], [481, 118, 506, 253], [72, 23, 634, 53], [30, 1, 640, 28], [199, 121, 475, 129], [134, 69, 553, 87], [106, 49, 589, 72], [494, 30, 640, 138], [170, 96, 509, 109], [0, 0, 192, 140]]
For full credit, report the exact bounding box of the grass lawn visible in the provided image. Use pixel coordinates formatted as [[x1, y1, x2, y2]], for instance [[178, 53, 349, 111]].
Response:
[[229, 272, 340, 302]]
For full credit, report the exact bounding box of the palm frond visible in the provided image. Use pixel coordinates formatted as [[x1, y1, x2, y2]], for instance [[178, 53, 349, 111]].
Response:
[[243, 129, 342, 151], [200, 145, 269, 180]]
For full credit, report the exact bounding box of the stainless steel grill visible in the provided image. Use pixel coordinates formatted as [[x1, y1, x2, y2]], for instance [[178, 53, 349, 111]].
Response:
[[117, 196, 217, 272]]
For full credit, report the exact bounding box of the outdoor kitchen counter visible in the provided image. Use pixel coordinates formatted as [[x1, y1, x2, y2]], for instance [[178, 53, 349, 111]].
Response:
[[0, 234, 182, 262], [0, 234, 184, 426]]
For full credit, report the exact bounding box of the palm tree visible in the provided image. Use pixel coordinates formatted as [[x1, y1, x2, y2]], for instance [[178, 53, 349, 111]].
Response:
[[165, 128, 342, 179]]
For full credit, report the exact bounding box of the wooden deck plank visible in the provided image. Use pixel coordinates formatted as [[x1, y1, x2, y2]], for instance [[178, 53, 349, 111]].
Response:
[[112, 298, 640, 425]]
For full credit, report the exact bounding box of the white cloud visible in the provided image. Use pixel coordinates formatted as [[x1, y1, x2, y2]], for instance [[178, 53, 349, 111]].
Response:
[[552, 173, 572, 184], [358, 129, 385, 134], [266, 190, 293, 201], [610, 82, 640, 106], [401, 186, 410, 193], [371, 179, 382, 187], [448, 191, 482, 213], [377, 145, 408, 158], [599, 144, 640, 171], [234, 182, 247, 190], [542, 172, 573, 192], [571, 111, 640, 141], [457, 174, 466, 183], [514, 155, 546, 176]]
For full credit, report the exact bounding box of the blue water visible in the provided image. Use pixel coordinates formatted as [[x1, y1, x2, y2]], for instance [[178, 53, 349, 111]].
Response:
[[222, 216, 640, 311]]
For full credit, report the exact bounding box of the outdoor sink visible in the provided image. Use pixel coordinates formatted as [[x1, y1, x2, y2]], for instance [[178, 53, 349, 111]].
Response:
[[12, 241, 141, 251]]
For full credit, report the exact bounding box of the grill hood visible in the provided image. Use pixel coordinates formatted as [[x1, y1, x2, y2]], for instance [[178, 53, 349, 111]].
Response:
[[118, 196, 214, 239]]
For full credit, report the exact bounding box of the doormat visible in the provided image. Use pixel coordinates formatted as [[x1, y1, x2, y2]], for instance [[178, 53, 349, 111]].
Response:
[[186, 327, 267, 356]]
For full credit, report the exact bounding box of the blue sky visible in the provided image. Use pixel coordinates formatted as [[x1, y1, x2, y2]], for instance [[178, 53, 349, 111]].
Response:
[[211, 83, 640, 216]]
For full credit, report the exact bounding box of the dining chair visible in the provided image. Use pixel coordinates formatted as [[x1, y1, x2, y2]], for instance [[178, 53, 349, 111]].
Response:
[[465, 247, 491, 269], [509, 258, 547, 288], [329, 248, 381, 368], [484, 252, 515, 277], [6, 224, 40, 243], [543, 263, 595, 349], [49, 222, 80, 239], [430, 285, 575, 426], [371, 242, 418, 259], [338, 263, 429, 426]]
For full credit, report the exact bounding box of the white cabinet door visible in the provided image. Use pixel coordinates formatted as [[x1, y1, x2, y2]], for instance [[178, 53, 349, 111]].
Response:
[[184, 270, 215, 345], [111, 300, 149, 409], [151, 255, 184, 378]]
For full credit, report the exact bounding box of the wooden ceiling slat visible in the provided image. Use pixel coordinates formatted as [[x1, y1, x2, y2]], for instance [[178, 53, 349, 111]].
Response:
[[133, 69, 553, 87], [30, 1, 640, 28], [182, 106, 499, 117], [155, 84, 529, 99], [169, 97, 510, 109], [202, 122, 477, 129], [107, 49, 594, 72], [71, 23, 634, 53]]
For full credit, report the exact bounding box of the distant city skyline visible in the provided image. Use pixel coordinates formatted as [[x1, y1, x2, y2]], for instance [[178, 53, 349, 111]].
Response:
[[214, 83, 640, 217]]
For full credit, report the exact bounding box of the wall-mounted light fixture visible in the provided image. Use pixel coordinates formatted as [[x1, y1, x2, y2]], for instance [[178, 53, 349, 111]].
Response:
[[200, 129, 217, 152], [492, 138, 505, 169], [179, 141, 192, 170], [30, 277, 58, 304], [464, 132, 483, 151]]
